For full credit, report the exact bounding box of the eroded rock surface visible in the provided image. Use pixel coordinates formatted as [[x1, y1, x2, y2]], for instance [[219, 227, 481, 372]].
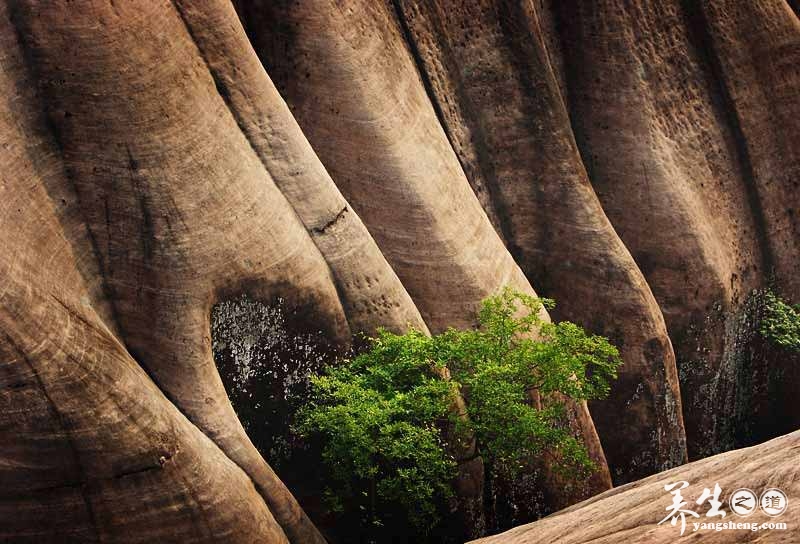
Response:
[[471, 430, 800, 544], [1, 0, 798, 542]]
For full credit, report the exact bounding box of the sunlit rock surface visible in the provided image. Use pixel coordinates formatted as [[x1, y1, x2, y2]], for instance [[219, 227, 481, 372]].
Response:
[[0, 0, 797, 542], [471, 430, 800, 544]]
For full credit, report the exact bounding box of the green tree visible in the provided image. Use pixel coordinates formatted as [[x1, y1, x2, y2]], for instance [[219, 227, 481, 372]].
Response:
[[298, 287, 622, 540], [298, 329, 458, 538], [760, 290, 800, 352]]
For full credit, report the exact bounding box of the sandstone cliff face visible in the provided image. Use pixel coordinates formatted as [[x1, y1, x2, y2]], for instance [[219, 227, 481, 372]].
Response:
[[0, 0, 797, 542], [551, 0, 800, 461], [385, 0, 686, 484]]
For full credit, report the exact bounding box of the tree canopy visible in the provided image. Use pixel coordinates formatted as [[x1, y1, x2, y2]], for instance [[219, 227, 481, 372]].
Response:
[[298, 287, 623, 540]]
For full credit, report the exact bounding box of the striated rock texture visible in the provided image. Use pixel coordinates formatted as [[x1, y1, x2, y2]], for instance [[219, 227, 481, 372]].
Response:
[[387, 0, 686, 484], [471, 429, 800, 544], [0, 0, 797, 542], [551, 0, 800, 462]]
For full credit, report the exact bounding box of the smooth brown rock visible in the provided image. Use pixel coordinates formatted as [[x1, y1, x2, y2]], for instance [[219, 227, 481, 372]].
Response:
[[238, 0, 612, 519], [696, 0, 800, 300], [0, 6, 287, 540], [3, 0, 427, 541], [236, 0, 539, 331], [390, 0, 686, 484], [1, 0, 798, 541], [471, 430, 800, 544], [552, 0, 799, 459]]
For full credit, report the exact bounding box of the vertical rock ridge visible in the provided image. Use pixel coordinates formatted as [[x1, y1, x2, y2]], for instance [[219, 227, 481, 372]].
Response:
[[386, 0, 686, 483], [238, 0, 612, 530], [551, 0, 781, 458]]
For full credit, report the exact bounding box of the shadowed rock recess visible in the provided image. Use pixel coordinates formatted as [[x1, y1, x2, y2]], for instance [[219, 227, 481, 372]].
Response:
[[0, 0, 796, 543]]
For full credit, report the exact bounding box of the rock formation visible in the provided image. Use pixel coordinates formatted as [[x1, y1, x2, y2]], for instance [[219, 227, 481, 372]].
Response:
[[471, 429, 800, 544], [0, 0, 797, 542]]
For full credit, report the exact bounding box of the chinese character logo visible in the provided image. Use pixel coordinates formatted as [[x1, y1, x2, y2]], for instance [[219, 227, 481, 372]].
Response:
[[760, 488, 788, 517], [658, 481, 700, 535], [696, 483, 726, 518], [660, 482, 788, 535], [729, 488, 757, 516]]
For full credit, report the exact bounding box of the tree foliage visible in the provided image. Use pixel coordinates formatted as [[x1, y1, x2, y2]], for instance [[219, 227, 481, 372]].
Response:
[[298, 287, 622, 539], [298, 329, 458, 535], [760, 290, 800, 352]]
